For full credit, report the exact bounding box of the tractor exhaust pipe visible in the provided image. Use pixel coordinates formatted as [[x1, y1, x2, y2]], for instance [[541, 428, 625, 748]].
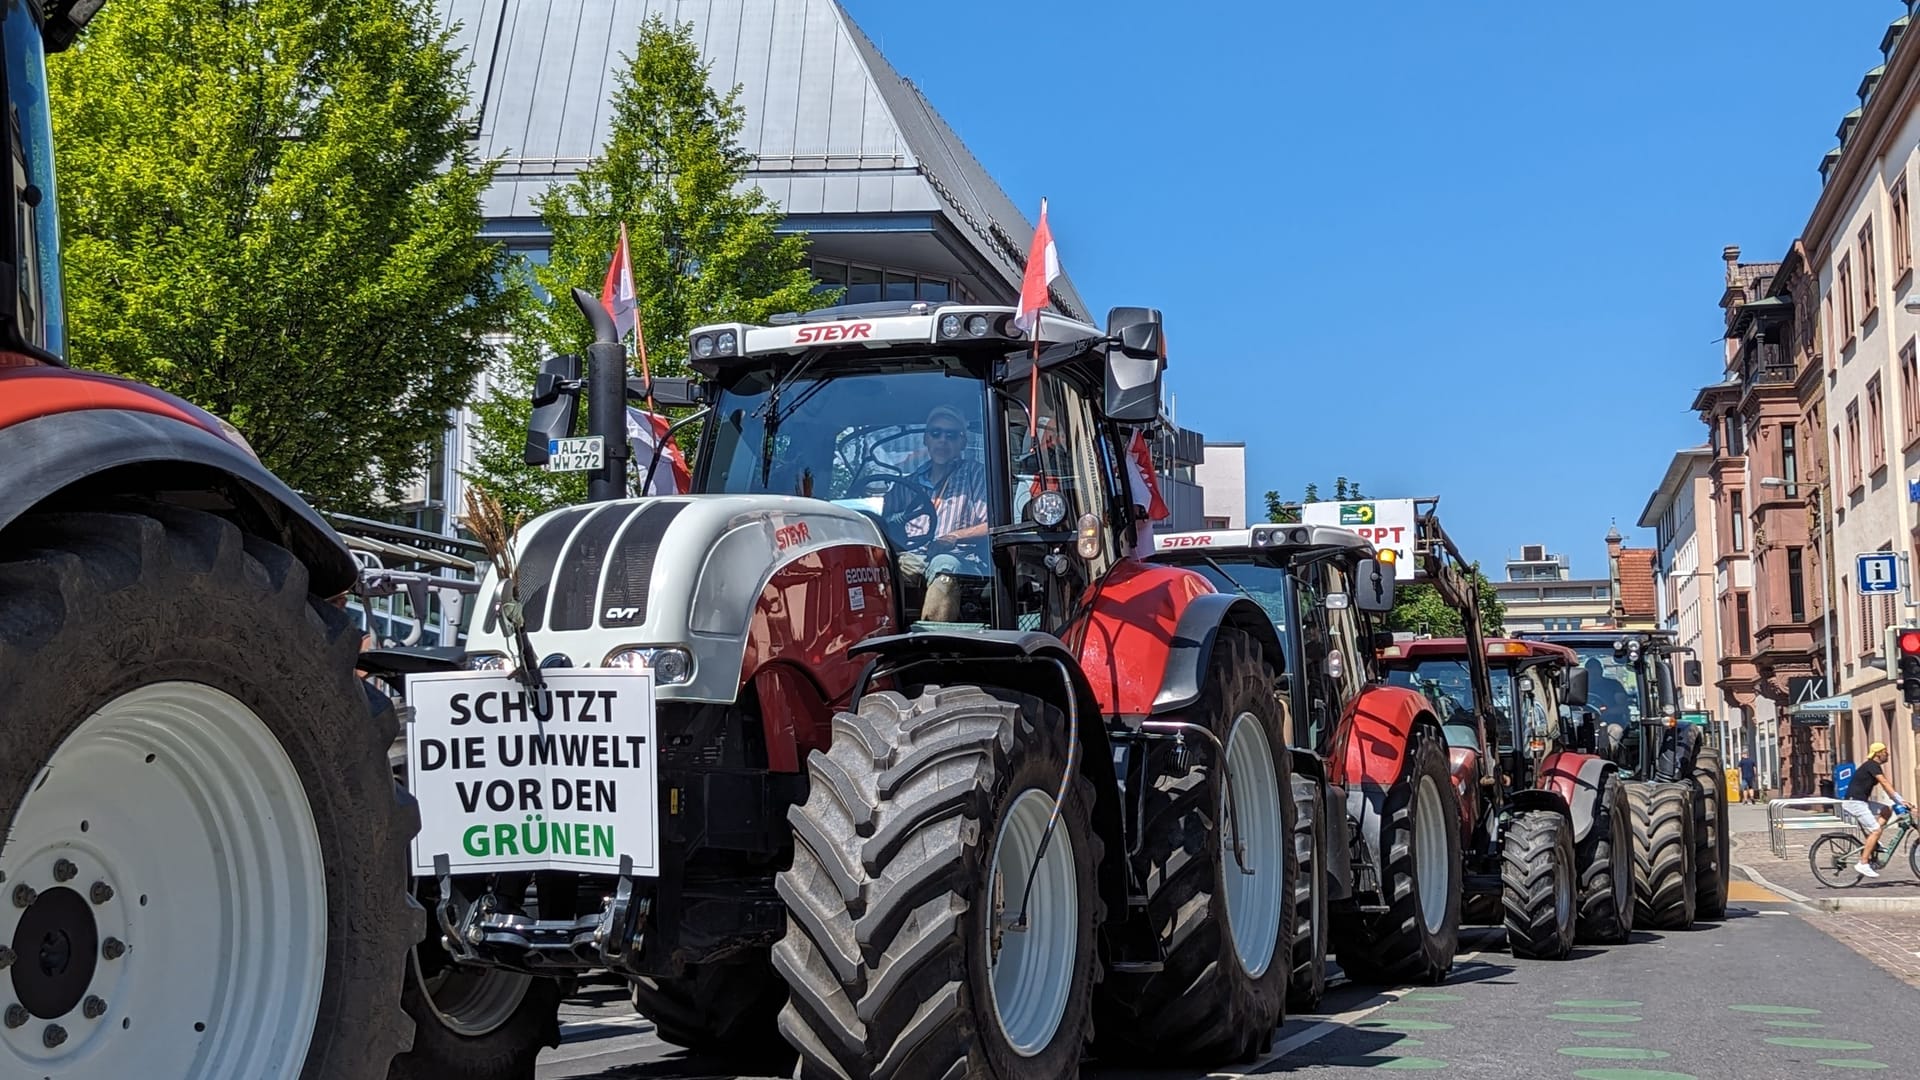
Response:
[[572, 288, 629, 503]]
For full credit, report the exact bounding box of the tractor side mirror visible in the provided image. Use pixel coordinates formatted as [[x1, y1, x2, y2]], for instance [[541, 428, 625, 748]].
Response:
[[524, 353, 581, 467], [1103, 306, 1166, 423], [1684, 659, 1703, 687], [628, 375, 704, 409], [1563, 666, 1590, 707], [1353, 557, 1396, 612], [1371, 630, 1396, 651]]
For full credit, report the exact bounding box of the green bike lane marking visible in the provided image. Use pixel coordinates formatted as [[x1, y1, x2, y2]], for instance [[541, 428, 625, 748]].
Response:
[[1728, 1004, 1821, 1015], [1569, 1071, 1697, 1080], [1550, 1012, 1643, 1023], [1556, 1000, 1641, 1008], [1764, 1037, 1874, 1051], [1817, 1061, 1890, 1070]]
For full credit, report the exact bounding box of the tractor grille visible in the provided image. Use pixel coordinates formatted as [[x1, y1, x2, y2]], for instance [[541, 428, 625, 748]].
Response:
[[548, 503, 644, 631], [598, 502, 687, 628], [513, 505, 596, 633]]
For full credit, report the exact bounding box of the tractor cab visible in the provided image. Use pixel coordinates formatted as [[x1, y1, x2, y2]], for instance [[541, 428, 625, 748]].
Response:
[[1146, 523, 1398, 756], [1517, 629, 1700, 777], [0, 1, 90, 362], [1376, 637, 1589, 795]]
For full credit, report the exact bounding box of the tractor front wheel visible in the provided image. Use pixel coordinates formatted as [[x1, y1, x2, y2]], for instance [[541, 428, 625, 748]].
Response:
[[1692, 746, 1731, 920], [1288, 775, 1329, 1013], [774, 686, 1100, 1080], [1628, 781, 1697, 931], [629, 951, 788, 1062], [1094, 628, 1294, 1064], [0, 505, 418, 1080], [1575, 771, 1634, 944], [1331, 723, 1462, 985], [1501, 810, 1577, 960]]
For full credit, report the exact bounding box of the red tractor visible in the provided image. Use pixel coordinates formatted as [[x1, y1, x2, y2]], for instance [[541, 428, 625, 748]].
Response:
[[385, 292, 1349, 1079], [0, 4, 420, 1079], [1375, 637, 1633, 950], [1147, 520, 1468, 1003]]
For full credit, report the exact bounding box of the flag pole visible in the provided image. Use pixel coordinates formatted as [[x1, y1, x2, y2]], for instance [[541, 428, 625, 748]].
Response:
[[1026, 197, 1045, 454], [623, 222, 656, 414]]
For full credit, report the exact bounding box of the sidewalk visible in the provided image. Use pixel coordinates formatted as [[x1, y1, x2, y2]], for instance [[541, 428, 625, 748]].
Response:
[[1729, 800, 1920, 911]]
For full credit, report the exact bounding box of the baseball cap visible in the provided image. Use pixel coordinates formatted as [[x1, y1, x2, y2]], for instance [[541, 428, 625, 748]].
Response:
[[1871, 741, 1888, 757], [925, 404, 967, 430]]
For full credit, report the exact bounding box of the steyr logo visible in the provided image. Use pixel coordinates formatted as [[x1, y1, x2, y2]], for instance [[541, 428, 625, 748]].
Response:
[[604, 607, 640, 621], [793, 322, 873, 344]]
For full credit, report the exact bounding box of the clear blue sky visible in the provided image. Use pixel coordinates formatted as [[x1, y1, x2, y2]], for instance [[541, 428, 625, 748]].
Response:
[[841, 1, 1891, 577]]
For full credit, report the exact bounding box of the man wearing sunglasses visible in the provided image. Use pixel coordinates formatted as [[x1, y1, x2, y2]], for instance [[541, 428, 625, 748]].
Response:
[[893, 404, 991, 623]]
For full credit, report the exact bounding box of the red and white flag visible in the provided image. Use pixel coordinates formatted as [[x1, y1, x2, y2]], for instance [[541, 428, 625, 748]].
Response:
[[626, 408, 691, 496], [1126, 428, 1170, 521], [1014, 198, 1060, 334], [601, 222, 638, 342]]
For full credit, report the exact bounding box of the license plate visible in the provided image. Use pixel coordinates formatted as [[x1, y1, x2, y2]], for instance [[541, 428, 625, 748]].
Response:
[[545, 435, 604, 473], [404, 669, 660, 877]]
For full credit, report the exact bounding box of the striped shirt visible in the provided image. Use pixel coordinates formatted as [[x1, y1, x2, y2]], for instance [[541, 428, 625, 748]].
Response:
[[907, 458, 990, 542]]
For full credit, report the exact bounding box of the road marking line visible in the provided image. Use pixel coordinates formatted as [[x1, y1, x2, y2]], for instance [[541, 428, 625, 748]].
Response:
[[1728, 881, 1784, 902], [1209, 935, 1495, 1078]]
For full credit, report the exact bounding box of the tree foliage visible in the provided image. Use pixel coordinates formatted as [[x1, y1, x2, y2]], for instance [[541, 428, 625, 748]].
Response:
[[465, 15, 826, 518], [1261, 478, 1505, 635], [50, 0, 509, 511]]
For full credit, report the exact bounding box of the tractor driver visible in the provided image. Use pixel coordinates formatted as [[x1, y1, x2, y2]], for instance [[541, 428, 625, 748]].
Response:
[[891, 404, 992, 623], [1584, 657, 1633, 747]]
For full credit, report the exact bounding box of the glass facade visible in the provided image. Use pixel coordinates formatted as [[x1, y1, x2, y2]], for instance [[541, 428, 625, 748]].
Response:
[[812, 258, 969, 305]]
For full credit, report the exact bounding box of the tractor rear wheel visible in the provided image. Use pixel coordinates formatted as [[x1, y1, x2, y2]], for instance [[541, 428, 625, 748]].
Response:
[[1288, 775, 1329, 1013], [629, 951, 789, 1062], [0, 505, 417, 1080], [1691, 746, 1731, 920], [1501, 810, 1576, 960], [1575, 771, 1634, 944], [1094, 628, 1294, 1064], [1331, 723, 1462, 985], [1627, 781, 1697, 931], [774, 686, 1101, 1080]]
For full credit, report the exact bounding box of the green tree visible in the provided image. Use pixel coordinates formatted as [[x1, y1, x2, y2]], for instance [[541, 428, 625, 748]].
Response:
[[466, 15, 825, 518], [50, 0, 508, 511], [1259, 478, 1505, 634]]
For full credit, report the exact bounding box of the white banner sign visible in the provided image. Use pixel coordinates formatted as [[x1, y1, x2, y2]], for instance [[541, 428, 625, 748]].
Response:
[[1301, 499, 1418, 580], [405, 669, 661, 877]]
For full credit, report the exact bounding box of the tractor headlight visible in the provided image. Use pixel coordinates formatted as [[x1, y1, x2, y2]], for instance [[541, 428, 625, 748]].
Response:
[[1032, 490, 1069, 528], [604, 646, 694, 685], [466, 652, 508, 671], [693, 334, 716, 359], [965, 314, 990, 338], [715, 330, 737, 356], [939, 314, 963, 339]]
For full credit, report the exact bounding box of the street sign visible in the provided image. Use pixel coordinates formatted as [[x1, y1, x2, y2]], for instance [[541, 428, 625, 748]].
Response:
[[1791, 695, 1853, 713], [1909, 475, 1920, 503], [545, 435, 604, 474], [1858, 552, 1900, 594]]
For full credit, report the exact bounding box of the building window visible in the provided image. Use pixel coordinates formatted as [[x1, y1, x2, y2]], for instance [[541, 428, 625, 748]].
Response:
[[1788, 547, 1807, 623], [1204, 516, 1229, 529], [1896, 176, 1913, 278], [1736, 593, 1752, 655], [1869, 375, 1887, 474], [1824, 292, 1837, 370], [1730, 490, 1744, 552], [1905, 341, 1920, 449], [1724, 414, 1745, 457], [1781, 423, 1798, 496], [1840, 255, 1857, 340], [1861, 220, 1878, 319], [1846, 399, 1864, 490]]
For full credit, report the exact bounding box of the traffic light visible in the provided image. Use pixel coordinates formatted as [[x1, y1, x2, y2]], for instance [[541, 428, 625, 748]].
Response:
[[1900, 628, 1920, 706]]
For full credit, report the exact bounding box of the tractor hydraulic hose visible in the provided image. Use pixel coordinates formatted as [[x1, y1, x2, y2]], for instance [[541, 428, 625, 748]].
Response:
[[1005, 657, 1084, 932]]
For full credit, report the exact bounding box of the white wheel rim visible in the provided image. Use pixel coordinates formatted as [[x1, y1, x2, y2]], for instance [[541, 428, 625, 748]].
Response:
[[1220, 713, 1285, 977], [413, 948, 532, 1037], [1413, 775, 1449, 936], [987, 788, 1077, 1057], [1, 682, 326, 1080], [1553, 836, 1573, 930]]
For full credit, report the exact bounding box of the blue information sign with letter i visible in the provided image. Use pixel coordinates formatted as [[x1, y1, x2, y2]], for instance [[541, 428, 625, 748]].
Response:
[[1858, 552, 1900, 595]]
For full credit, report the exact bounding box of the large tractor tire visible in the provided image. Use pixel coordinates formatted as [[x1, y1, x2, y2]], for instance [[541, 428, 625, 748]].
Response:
[[774, 686, 1101, 1080], [1575, 771, 1634, 944], [0, 505, 418, 1080], [1627, 781, 1697, 931], [1094, 628, 1294, 1064], [1330, 723, 1463, 985], [1500, 810, 1577, 960], [388, 876, 564, 1080], [1288, 775, 1329, 1013], [1691, 746, 1731, 920], [630, 951, 789, 1061]]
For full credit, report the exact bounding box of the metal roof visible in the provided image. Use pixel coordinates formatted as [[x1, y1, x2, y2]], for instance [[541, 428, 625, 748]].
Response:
[[433, 0, 1088, 317]]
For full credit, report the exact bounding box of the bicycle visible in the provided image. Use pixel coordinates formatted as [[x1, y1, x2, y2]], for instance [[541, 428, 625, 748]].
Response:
[[1808, 804, 1919, 887]]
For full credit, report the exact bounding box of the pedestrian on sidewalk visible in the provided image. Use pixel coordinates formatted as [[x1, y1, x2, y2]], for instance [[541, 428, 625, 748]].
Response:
[[1739, 750, 1758, 803], [1841, 742, 1906, 878]]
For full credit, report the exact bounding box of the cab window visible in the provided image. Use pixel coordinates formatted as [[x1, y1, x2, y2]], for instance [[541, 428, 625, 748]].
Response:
[[3, 4, 61, 355]]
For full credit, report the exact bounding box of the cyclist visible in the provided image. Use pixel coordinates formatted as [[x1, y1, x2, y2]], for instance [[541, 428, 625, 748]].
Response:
[[1841, 741, 1907, 877]]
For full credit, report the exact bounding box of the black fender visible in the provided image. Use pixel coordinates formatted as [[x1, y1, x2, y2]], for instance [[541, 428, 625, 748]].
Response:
[[1150, 591, 1286, 715], [1508, 786, 1573, 826], [0, 408, 356, 595], [849, 629, 1128, 919]]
